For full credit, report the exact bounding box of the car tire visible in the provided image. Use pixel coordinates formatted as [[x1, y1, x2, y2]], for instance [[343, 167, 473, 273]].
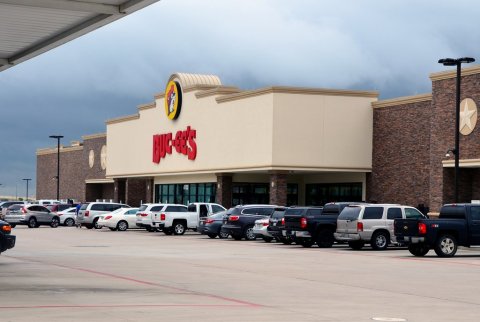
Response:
[[28, 217, 37, 228], [371, 231, 389, 250], [263, 237, 273, 243], [244, 226, 256, 241], [10, 224, 16, 228], [218, 231, 229, 239], [173, 221, 186, 235], [434, 234, 458, 257], [316, 229, 334, 248], [232, 234, 242, 241], [281, 237, 293, 245], [64, 218, 75, 227], [163, 228, 173, 235], [93, 218, 102, 229], [85, 224, 94, 229], [300, 239, 314, 248], [50, 217, 60, 228], [408, 243, 429, 257], [117, 220, 128, 232], [109, 227, 117, 231], [348, 241, 365, 250], [207, 233, 217, 239]]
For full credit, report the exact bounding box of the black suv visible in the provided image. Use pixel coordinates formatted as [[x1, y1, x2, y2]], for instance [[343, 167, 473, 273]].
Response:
[[0, 219, 15, 255], [221, 205, 277, 240], [267, 208, 292, 244]]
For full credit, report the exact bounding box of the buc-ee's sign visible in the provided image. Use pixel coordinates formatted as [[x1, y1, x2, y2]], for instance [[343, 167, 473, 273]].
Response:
[[152, 126, 197, 163]]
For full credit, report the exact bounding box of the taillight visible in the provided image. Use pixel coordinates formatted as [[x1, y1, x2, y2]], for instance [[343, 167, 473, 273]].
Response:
[[300, 217, 307, 229], [140, 213, 148, 217], [418, 222, 427, 235], [1, 225, 11, 233], [357, 222, 364, 232], [229, 215, 240, 221], [105, 216, 112, 220], [205, 218, 214, 224], [21, 207, 27, 214], [281, 218, 285, 225], [262, 222, 269, 226], [160, 213, 166, 221], [85, 210, 90, 217]]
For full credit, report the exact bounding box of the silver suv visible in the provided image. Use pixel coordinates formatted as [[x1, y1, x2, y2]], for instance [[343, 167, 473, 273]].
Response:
[[334, 204, 426, 250], [77, 202, 129, 229], [5, 204, 60, 228]]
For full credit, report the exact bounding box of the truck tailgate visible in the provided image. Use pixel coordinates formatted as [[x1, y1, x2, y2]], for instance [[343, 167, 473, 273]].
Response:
[[284, 215, 302, 230], [394, 219, 419, 237]]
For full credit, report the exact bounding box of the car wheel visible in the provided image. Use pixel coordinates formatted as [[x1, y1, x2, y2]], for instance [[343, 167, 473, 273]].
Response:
[[232, 234, 242, 241], [434, 234, 458, 257], [117, 220, 128, 231], [218, 231, 229, 239], [10, 224, 16, 228], [300, 239, 314, 248], [263, 237, 273, 243], [28, 217, 37, 228], [316, 229, 334, 248], [109, 227, 117, 231], [64, 218, 75, 227], [173, 221, 186, 235], [207, 233, 217, 239], [348, 241, 365, 250], [281, 237, 293, 245], [85, 224, 94, 229], [50, 217, 60, 228], [408, 243, 429, 257], [163, 228, 173, 235], [93, 218, 102, 229], [371, 231, 389, 250], [244, 226, 256, 241]]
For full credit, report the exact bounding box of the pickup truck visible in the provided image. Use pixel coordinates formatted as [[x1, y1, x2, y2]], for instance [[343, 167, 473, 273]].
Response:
[[0, 220, 15, 255], [284, 202, 363, 248], [394, 203, 480, 257]]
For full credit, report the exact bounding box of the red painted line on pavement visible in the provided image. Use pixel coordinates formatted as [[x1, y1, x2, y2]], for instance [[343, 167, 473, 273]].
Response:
[[4, 256, 263, 308], [0, 304, 244, 310]]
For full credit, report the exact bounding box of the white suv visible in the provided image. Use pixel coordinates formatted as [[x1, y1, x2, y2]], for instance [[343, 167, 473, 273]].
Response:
[[334, 204, 426, 250], [77, 202, 130, 229], [135, 203, 165, 232]]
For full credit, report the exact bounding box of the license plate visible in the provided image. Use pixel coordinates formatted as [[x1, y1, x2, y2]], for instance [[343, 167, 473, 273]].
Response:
[[282, 230, 286, 236], [272, 222, 276, 226]]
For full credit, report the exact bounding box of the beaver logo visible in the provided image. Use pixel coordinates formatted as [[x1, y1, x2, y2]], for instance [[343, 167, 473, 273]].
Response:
[[164, 80, 182, 120]]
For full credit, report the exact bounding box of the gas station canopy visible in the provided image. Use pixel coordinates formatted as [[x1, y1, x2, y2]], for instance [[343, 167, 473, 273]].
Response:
[[0, 0, 159, 72]]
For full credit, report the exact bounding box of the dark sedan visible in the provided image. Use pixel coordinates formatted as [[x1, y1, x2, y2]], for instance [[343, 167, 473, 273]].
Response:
[[220, 205, 277, 241], [200, 211, 229, 239], [0, 220, 15, 254]]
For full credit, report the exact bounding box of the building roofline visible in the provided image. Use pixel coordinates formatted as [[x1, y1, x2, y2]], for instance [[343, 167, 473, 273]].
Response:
[[105, 114, 139, 125], [36, 145, 83, 156], [372, 93, 432, 109], [430, 65, 480, 81], [82, 133, 106, 140]]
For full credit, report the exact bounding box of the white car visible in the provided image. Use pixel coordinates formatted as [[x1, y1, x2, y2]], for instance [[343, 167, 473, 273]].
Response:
[[253, 217, 274, 242], [98, 208, 139, 231], [57, 207, 77, 226]]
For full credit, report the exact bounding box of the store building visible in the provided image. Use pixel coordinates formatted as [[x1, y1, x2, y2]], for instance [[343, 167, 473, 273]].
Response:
[[36, 67, 480, 212]]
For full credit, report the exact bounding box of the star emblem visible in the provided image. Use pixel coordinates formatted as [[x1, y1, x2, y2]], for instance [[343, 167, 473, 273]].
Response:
[[459, 98, 477, 135]]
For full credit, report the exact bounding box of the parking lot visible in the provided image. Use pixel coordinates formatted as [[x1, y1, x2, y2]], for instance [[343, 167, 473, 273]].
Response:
[[1, 227, 480, 321]]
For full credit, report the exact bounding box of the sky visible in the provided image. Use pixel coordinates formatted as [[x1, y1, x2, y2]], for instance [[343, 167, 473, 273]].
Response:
[[0, 0, 479, 197]]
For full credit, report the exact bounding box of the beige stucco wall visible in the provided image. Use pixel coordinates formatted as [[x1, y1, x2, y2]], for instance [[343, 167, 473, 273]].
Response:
[[106, 78, 376, 179]]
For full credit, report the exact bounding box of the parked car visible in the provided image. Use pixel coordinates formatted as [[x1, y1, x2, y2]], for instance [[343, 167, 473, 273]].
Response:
[[0, 201, 26, 220], [188, 202, 226, 229], [46, 203, 78, 213], [35, 199, 60, 206], [335, 204, 426, 250], [253, 217, 275, 242], [5, 204, 60, 228], [77, 202, 130, 229], [267, 208, 292, 244], [57, 207, 77, 226], [220, 205, 277, 241], [135, 203, 165, 232], [0, 219, 15, 255], [200, 211, 229, 239], [151, 204, 191, 235], [394, 203, 480, 257], [284, 202, 364, 248], [97, 208, 139, 231]]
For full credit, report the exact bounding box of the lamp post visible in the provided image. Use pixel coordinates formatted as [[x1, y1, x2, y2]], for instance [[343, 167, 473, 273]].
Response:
[[22, 179, 31, 201], [438, 57, 475, 203], [49, 135, 64, 201]]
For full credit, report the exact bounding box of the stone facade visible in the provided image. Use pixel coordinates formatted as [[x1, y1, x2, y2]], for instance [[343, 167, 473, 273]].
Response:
[[269, 171, 287, 206], [216, 174, 232, 209]]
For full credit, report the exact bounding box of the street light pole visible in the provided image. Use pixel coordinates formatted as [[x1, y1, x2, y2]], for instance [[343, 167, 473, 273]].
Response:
[[22, 178, 31, 201], [49, 135, 64, 201], [438, 57, 475, 203]]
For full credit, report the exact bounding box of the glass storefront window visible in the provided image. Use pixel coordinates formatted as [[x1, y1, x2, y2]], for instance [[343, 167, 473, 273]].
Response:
[[305, 183, 362, 206], [155, 183, 216, 205]]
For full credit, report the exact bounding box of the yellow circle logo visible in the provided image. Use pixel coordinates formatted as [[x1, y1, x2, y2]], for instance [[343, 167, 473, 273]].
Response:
[[164, 80, 182, 120]]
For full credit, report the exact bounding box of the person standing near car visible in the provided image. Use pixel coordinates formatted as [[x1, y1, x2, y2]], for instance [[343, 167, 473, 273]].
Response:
[[75, 203, 82, 228]]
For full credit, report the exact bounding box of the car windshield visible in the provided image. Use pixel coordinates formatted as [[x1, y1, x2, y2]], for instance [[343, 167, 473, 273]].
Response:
[[210, 211, 227, 219], [80, 204, 88, 210], [284, 209, 303, 216], [226, 208, 241, 215], [272, 210, 285, 219], [187, 204, 197, 212], [338, 207, 362, 220], [138, 205, 149, 211], [9, 204, 22, 210]]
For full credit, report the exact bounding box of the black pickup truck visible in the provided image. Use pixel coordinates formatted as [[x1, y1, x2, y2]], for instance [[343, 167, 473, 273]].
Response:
[[0, 220, 15, 255], [394, 203, 480, 257], [284, 202, 359, 248]]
